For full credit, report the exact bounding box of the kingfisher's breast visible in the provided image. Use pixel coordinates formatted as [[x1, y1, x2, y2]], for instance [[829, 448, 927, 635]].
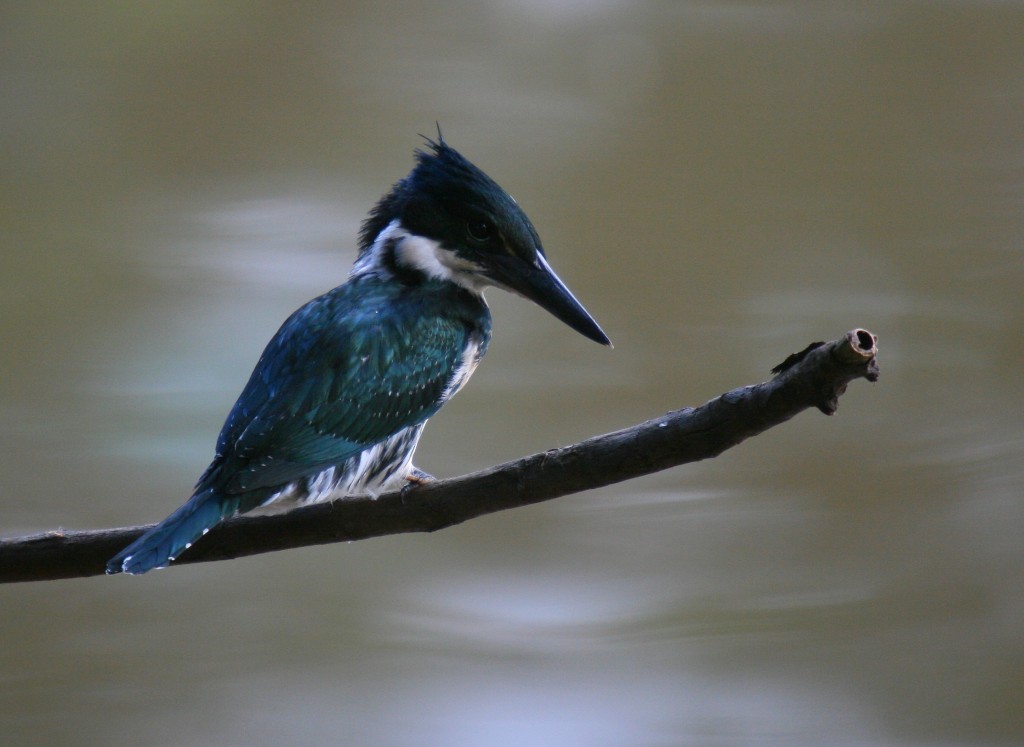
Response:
[[441, 336, 485, 402]]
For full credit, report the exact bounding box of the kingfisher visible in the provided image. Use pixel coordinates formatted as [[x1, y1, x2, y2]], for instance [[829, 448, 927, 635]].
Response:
[[106, 136, 610, 575]]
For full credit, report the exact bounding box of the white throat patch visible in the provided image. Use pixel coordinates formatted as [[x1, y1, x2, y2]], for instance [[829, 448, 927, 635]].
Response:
[[353, 219, 488, 294], [395, 231, 488, 293]]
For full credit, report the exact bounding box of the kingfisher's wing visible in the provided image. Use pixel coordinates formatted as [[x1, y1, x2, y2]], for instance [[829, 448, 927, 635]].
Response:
[[203, 281, 480, 495]]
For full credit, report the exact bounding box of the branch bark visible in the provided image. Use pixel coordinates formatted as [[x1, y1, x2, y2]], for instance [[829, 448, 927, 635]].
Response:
[[0, 328, 879, 584]]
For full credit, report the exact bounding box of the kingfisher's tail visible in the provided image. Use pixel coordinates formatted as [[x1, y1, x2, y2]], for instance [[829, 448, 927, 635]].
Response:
[[106, 488, 251, 575]]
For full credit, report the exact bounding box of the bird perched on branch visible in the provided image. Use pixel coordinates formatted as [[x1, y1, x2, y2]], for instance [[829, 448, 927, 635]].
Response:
[[107, 134, 610, 575]]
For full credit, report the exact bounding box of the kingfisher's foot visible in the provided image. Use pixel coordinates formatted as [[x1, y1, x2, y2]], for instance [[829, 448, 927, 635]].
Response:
[[403, 468, 435, 491]]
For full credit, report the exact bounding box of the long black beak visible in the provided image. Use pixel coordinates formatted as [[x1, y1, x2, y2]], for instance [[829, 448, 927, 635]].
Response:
[[490, 251, 611, 346]]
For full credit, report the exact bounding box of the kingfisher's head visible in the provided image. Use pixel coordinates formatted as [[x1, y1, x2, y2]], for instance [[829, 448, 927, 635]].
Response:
[[357, 136, 610, 346]]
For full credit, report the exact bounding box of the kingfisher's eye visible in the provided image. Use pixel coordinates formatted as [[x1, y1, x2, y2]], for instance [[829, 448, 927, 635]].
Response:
[[466, 219, 494, 243]]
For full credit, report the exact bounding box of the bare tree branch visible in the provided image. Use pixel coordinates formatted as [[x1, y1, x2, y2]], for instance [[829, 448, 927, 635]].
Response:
[[0, 329, 879, 583]]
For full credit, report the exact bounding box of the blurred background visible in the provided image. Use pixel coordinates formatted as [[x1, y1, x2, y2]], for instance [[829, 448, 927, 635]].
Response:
[[2, 2, 1022, 745]]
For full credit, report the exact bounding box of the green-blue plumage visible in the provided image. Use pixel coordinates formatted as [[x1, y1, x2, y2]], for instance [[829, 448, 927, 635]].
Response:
[[212, 272, 489, 494]]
